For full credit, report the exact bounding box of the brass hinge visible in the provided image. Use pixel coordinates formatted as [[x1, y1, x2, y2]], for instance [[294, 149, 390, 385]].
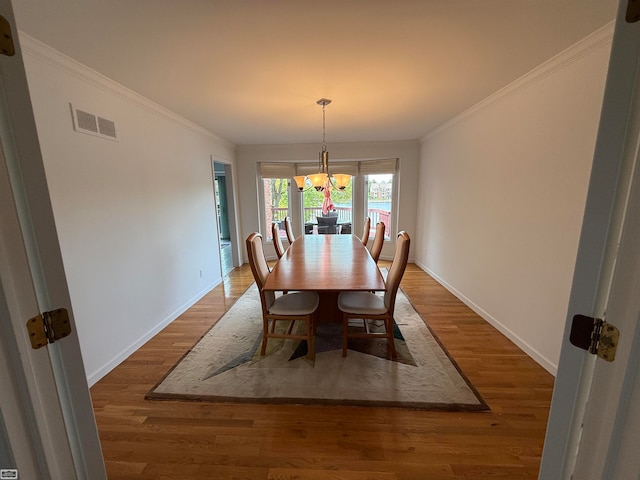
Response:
[[628, 0, 640, 23], [26, 308, 72, 349], [0, 15, 15, 56], [570, 314, 619, 362]]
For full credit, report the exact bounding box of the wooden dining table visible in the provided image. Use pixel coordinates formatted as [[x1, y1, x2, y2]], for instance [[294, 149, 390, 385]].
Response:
[[263, 234, 385, 322]]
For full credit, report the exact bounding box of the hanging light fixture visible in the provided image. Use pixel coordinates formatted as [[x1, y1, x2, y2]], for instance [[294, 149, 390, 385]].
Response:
[[294, 98, 351, 192]]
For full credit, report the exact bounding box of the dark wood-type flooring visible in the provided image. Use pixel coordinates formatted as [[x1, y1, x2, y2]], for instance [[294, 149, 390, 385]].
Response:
[[90, 262, 555, 479]]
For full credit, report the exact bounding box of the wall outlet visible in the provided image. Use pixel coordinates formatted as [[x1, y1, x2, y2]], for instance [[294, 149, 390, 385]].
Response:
[[199, 269, 203, 278]]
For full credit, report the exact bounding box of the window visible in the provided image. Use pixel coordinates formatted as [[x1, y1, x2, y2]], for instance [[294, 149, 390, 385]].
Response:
[[259, 158, 397, 241], [259, 163, 293, 240], [362, 159, 397, 241], [366, 175, 393, 241], [297, 160, 358, 235], [301, 177, 353, 235], [263, 178, 290, 240]]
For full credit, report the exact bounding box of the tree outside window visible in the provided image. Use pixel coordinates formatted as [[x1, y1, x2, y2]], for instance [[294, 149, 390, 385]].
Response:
[[264, 178, 289, 240]]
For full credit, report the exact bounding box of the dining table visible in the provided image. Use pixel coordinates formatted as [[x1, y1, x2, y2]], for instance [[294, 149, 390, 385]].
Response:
[[263, 234, 385, 323]]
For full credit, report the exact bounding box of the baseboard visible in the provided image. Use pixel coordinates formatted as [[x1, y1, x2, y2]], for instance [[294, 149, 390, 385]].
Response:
[[86, 279, 222, 386], [413, 261, 557, 375]]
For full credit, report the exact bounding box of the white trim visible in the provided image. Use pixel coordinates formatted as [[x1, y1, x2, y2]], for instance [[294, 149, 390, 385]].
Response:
[[86, 278, 222, 386], [414, 260, 557, 375], [423, 22, 615, 141], [18, 32, 235, 149]]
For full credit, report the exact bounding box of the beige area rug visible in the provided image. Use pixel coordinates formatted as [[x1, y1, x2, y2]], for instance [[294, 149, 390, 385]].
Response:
[[147, 280, 488, 411]]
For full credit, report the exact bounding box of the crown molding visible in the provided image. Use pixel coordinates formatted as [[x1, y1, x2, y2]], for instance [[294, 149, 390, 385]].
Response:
[[18, 32, 235, 149], [423, 21, 615, 141]]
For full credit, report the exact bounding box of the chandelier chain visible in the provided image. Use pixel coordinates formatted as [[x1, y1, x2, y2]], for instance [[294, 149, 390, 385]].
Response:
[[322, 103, 327, 152], [291, 97, 349, 193]]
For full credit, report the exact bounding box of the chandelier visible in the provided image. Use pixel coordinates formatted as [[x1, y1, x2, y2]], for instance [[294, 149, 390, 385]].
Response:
[[293, 98, 351, 192]]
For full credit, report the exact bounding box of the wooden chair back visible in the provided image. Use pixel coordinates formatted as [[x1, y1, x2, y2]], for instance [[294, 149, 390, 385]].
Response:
[[284, 217, 295, 244], [369, 222, 386, 263], [271, 223, 286, 258], [383, 231, 410, 315], [246, 232, 275, 310], [361, 217, 371, 246]]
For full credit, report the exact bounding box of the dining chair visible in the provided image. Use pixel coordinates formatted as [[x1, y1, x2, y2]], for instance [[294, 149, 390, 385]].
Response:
[[338, 231, 410, 358], [246, 233, 318, 359], [369, 222, 386, 264], [271, 222, 286, 259], [284, 216, 296, 244], [361, 217, 371, 246]]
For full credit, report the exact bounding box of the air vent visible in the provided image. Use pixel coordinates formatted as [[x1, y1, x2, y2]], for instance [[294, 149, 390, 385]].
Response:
[[70, 104, 118, 141], [76, 109, 98, 133], [97, 117, 117, 138]]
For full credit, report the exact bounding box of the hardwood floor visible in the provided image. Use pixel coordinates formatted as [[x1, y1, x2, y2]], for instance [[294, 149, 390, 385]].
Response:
[[90, 262, 554, 479]]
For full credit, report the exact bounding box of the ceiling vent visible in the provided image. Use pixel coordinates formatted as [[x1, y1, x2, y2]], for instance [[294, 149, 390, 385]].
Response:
[[70, 103, 118, 141]]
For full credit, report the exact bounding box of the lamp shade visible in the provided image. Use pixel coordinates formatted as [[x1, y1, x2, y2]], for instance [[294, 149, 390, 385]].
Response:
[[332, 174, 351, 190], [307, 172, 328, 191], [293, 175, 307, 191]]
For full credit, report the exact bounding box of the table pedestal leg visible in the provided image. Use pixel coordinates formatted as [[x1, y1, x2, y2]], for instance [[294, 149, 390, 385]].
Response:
[[316, 291, 340, 323]]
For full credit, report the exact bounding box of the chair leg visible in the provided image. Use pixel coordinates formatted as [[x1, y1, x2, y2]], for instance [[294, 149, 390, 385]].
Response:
[[342, 313, 349, 357], [261, 319, 269, 356], [387, 318, 397, 359], [306, 315, 315, 360]]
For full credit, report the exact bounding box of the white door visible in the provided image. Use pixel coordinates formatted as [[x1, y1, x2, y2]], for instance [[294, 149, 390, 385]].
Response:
[[572, 124, 640, 479], [0, 1, 105, 478], [539, 1, 640, 478]]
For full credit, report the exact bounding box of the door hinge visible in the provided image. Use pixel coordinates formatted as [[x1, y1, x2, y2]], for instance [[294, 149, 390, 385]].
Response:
[[0, 15, 15, 56], [26, 308, 72, 349], [570, 314, 619, 362]]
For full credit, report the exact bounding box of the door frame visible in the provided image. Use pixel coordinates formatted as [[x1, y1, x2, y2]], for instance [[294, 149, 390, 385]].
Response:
[[539, 1, 640, 478], [211, 157, 240, 272], [0, 0, 105, 477]]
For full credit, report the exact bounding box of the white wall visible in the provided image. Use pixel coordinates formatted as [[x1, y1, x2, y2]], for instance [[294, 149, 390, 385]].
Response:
[[415, 25, 613, 374], [20, 35, 236, 385], [236, 141, 420, 261]]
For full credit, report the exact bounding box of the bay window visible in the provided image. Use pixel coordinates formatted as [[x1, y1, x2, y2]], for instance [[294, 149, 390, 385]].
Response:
[[258, 158, 398, 244]]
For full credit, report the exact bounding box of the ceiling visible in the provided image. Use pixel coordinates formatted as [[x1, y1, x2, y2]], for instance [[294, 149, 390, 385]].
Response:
[[12, 0, 617, 146]]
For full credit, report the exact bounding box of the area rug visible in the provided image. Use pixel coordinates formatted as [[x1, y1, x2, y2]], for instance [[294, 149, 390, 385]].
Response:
[[147, 280, 488, 411]]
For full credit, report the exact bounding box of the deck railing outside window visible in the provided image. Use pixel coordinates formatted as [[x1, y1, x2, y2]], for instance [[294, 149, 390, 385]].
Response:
[[271, 207, 391, 238]]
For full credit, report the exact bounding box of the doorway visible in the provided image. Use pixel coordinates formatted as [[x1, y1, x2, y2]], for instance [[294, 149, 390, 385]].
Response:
[[213, 161, 236, 276]]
